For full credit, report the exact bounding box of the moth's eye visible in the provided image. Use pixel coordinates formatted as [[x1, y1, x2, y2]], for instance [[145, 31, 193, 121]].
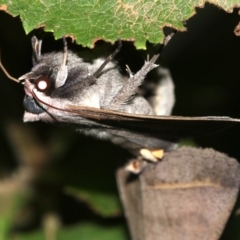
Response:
[[35, 76, 51, 92]]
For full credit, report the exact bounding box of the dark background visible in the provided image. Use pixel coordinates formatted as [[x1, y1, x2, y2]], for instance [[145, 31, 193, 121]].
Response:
[[0, 2, 240, 239]]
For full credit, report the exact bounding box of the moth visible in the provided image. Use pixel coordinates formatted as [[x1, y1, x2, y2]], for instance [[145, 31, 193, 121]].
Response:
[[1, 36, 240, 168]]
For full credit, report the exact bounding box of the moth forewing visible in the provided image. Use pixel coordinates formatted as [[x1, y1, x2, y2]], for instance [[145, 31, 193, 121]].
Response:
[[27, 85, 240, 142]]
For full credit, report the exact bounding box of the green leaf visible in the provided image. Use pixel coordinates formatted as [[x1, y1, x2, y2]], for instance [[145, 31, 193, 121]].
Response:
[[65, 187, 122, 217], [0, 0, 238, 48], [15, 231, 45, 240], [16, 222, 128, 240], [58, 222, 128, 240], [0, 181, 27, 240]]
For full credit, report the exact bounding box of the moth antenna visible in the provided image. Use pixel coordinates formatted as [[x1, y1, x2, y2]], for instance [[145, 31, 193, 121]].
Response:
[[31, 88, 65, 114], [149, 32, 175, 64], [0, 50, 20, 83], [93, 39, 122, 78], [31, 88, 96, 119], [30, 88, 59, 122]]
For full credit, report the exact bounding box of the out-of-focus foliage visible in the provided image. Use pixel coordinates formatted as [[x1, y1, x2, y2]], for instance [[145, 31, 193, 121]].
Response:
[[17, 222, 127, 240]]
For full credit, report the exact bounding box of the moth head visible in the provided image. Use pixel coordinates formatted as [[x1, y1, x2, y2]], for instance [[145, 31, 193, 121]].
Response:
[[18, 36, 89, 118], [0, 36, 121, 122], [18, 37, 67, 115], [18, 63, 52, 114]]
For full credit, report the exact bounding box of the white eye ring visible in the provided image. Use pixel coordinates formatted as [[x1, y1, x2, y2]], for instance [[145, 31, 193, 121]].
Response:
[[35, 76, 51, 92]]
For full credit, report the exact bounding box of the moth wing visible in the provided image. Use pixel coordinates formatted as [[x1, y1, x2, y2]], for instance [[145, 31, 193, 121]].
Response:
[[66, 105, 240, 141], [145, 67, 175, 116]]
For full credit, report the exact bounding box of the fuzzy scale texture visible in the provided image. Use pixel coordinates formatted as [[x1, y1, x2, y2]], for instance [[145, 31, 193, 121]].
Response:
[[21, 37, 177, 156]]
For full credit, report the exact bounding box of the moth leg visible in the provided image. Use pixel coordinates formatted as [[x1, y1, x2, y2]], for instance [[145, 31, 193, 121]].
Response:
[[125, 65, 133, 78], [31, 36, 42, 64], [61, 36, 68, 66], [55, 37, 69, 88], [109, 55, 160, 106], [163, 32, 175, 46], [93, 39, 122, 78], [108, 33, 175, 108]]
